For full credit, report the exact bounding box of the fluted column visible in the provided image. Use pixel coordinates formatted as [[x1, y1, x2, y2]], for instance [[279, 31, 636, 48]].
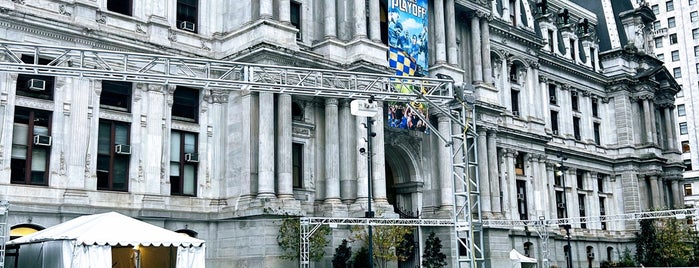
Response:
[[487, 130, 501, 213], [339, 100, 355, 203], [664, 107, 675, 150], [324, 0, 337, 38], [439, 115, 454, 209], [673, 180, 683, 208], [481, 17, 493, 84], [643, 98, 654, 144], [445, 0, 458, 65], [258, 92, 275, 198], [650, 103, 658, 144], [356, 117, 369, 201], [470, 15, 483, 83], [504, 150, 516, 218], [369, 0, 381, 42], [649, 175, 661, 209], [279, 0, 290, 24], [477, 129, 491, 213], [277, 93, 293, 198], [669, 106, 678, 145], [372, 102, 387, 202], [325, 98, 341, 203], [260, 0, 273, 19], [433, 0, 447, 63], [354, 0, 367, 39], [515, 0, 523, 27]]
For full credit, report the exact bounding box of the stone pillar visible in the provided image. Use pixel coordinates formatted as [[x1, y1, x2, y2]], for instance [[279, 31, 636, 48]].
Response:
[[531, 64, 540, 118], [515, 0, 522, 27], [445, 0, 458, 65], [488, 130, 501, 213], [643, 98, 654, 144], [324, 0, 337, 38], [369, 0, 381, 42], [673, 180, 683, 208], [546, 162, 557, 220], [478, 129, 491, 213], [258, 92, 275, 198], [279, 0, 290, 24], [372, 102, 387, 202], [325, 98, 341, 203], [354, 0, 367, 39], [649, 175, 661, 209], [339, 100, 355, 203], [664, 107, 675, 150], [260, 0, 273, 18], [470, 15, 483, 82], [438, 115, 454, 209], [504, 150, 516, 218], [434, 0, 447, 63], [356, 117, 369, 201], [669, 106, 678, 146], [481, 17, 493, 84], [650, 102, 658, 144], [277, 93, 293, 198]]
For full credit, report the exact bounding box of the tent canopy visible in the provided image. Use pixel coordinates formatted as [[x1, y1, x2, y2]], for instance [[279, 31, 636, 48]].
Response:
[[509, 249, 537, 263], [7, 211, 204, 247]]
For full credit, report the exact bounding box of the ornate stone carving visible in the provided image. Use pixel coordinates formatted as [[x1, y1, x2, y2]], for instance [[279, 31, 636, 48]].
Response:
[[59, 5, 71, 16], [538, 75, 548, 83], [168, 29, 177, 42], [12, 0, 25, 5], [96, 10, 106, 24], [59, 151, 66, 175], [201, 40, 211, 51], [136, 24, 146, 34], [84, 153, 91, 177]]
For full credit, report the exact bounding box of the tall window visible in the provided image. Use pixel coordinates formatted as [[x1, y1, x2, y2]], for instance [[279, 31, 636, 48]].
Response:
[[679, 104, 686, 116], [670, 33, 678, 44], [597, 174, 604, 192], [556, 191, 566, 218], [655, 37, 664, 48], [511, 89, 520, 116], [516, 180, 528, 220], [551, 110, 559, 134], [600, 197, 607, 230], [685, 184, 693, 196], [549, 84, 557, 104], [674, 67, 682, 78], [668, 17, 676, 28], [548, 29, 555, 52], [666, 0, 674, 11], [97, 120, 130, 191], [672, 50, 680, 62], [692, 11, 699, 22], [11, 108, 51, 185], [571, 91, 579, 111], [290, 1, 301, 39], [686, 159, 693, 171], [590, 47, 596, 71], [172, 86, 199, 122], [100, 81, 132, 111], [682, 141, 691, 153], [593, 122, 601, 145], [569, 39, 576, 60], [515, 152, 525, 175], [579, 194, 587, 228], [177, 0, 198, 33], [680, 122, 688, 134], [576, 170, 585, 189], [573, 116, 581, 140], [292, 143, 303, 188], [170, 131, 198, 196], [107, 0, 132, 16], [591, 98, 599, 117], [652, 4, 660, 14]]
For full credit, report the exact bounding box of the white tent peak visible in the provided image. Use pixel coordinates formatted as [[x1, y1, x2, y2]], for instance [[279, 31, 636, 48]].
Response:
[[7, 211, 205, 247], [509, 249, 537, 263]]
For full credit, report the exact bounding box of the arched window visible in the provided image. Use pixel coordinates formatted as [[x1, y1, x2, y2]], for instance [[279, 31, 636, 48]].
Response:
[[606, 246, 614, 262], [523, 242, 533, 257], [10, 223, 45, 240], [292, 102, 304, 121]]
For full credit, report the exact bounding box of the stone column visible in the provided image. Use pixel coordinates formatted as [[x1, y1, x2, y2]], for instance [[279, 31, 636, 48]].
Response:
[[324, 0, 337, 38], [445, 0, 458, 65], [531, 64, 540, 118], [650, 102, 658, 144], [354, 0, 367, 39], [669, 106, 678, 145], [664, 107, 675, 150], [434, 0, 447, 63], [438, 115, 454, 209], [649, 175, 661, 209], [279, 0, 290, 24], [643, 98, 654, 144], [488, 130, 501, 213], [258, 92, 276, 198], [277, 93, 293, 198], [481, 17, 493, 84], [546, 162, 557, 220], [372, 102, 387, 202], [339, 100, 355, 203], [515, 0, 522, 27], [478, 129, 491, 213], [325, 98, 341, 203], [369, 0, 381, 42], [673, 180, 683, 208], [471, 15, 483, 82], [356, 117, 369, 201], [504, 150, 516, 218], [260, 0, 273, 19]]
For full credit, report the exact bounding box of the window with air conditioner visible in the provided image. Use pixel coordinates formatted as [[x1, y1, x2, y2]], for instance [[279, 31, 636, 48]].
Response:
[[101, 81, 132, 112], [516, 180, 528, 220], [11, 107, 51, 186], [177, 0, 198, 33], [97, 120, 130, 192], [171, 130, 198, 196], [17, 55, 55, 100]]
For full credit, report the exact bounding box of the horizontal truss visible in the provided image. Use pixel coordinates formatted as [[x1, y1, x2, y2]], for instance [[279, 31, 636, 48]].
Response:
[[483, 208, 699, 228]]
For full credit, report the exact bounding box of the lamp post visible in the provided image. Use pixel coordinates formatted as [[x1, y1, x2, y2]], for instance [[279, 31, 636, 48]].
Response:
[[556, 154, 573, 268]]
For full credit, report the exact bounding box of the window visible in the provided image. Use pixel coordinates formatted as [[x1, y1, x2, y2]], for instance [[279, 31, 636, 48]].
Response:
[[678, 104, 686, 116], [523, 242, 533, 257], [97, 120, 130, 191], [594, 122, 601, 145], [509, 65, 519, 84], [692, 0, 698, 5], [657, 53, 665, 61], [678, 88, 684, 97], [672, 50, 680, 61], [576, 170, 585, 189], [685, 159, 693, 171], [652, 4, 660, 14], [100, 81, 132, 111], [170, 131, 198, 196], [571, 92, 579, 111], [695, 46, 699, 57], [511, 89, 520, 116], [573, 116, 581, 140], [600, 197, 607, 230], [516, 180, 528, 220], [17, 55, 55, 100], [515, 152, 525, 175], [670, 33, 678, 44], [579, 194, 586, 228], [509, 0, 517, 26], [590, 47, 596, 71], [549, 84, 557, 104], [696, 63, 699, 74], [668, 17, 676, 28], [674, 67, 682, 78], [653, 21, 661, 30], [290, 1, 301, 39], [693, 28, 699, 39], [592, 98, 599, 117], [548, 29, 555, 52], [107, 0, 132, 16], [682, 140, 691, 153], [292, 143, 303, 188], [693, 11, 699, 22], [655, 37, 663, 48], [551, 110, 559, 134], [597, 174, 605, 193], [667, 0, 674, 11], [11, 108, 51, 185], [569, 39, 576, 60], [176, 0, 198, 33], [680, 122, 688, 134], [172, 86, 199, 122], [686, 184, 693, 196], [556, 191, 567, 218]]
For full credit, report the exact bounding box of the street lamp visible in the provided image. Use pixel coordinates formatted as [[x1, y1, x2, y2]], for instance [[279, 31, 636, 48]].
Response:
[[555, 154, 573, 268]]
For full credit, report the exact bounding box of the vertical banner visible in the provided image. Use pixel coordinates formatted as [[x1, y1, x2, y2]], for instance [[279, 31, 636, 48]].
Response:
[[387, 0, 430, 133]]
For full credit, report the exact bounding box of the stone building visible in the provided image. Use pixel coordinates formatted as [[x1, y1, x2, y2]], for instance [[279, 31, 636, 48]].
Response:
[[0, 0, 682, 268]]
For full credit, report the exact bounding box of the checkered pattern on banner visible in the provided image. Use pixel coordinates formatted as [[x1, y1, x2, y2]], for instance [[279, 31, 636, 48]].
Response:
[[388, 47, 416, 76]]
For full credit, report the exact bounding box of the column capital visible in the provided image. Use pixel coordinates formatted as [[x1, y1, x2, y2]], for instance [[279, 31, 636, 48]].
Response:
[[486, 128, 498, 136], [325, 98, 339, 106], [539, 75, 548, 83]]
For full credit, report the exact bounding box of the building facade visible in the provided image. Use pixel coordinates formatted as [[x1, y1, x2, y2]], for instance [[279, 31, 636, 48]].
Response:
[[0, 0, 682, 268]]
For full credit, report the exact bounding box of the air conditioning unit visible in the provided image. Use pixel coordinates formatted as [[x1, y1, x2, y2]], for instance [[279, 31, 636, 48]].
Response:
[[185, 153, 199, 163], [557, 202, 565, 208], [550, 96, 557, 102], [517, 193, 525, 200], [513, 111, 520, 117], [179, 21, 196, 32], [33, 134, 52, 146], [27, 79, 46, 91], [115, 144, 132, 155], [587, 252, 595, 259]]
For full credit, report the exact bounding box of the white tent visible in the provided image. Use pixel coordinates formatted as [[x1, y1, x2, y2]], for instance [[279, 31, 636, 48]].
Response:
[[6, 211, 205, 268], [509, 249, 537, 268]]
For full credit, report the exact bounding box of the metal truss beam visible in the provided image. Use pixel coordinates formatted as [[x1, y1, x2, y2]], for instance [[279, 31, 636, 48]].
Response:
[[483, 208, 699, 228], [0, 41, 453, 103]]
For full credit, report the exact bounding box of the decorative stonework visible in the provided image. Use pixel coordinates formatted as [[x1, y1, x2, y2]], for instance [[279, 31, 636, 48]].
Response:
[[15, 96, 53, 111], [100, 110, 132, 122], [59, 151, 66, 175], [292, 122, 314, 139], [59, 5, 71, 16], [168, 29, 177, 42], [136, 24, 146, 34], [84, 153, 91, 177], [11, 0, 25, 5], [171, 121, 199, 133], [95, 10, 106, 24]]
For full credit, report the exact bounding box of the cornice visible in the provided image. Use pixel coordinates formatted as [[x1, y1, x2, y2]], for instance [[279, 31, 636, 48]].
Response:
[[538, 53, 606, 84], [490, 20, 545, 51]]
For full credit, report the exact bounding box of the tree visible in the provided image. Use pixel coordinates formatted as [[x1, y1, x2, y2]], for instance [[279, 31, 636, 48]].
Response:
[[277, 217, 331, 262], [636, 218, 695, 267], [351, 225, 414, 268], [332, 239, 352, 268], [422, 232, 447, 268]]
